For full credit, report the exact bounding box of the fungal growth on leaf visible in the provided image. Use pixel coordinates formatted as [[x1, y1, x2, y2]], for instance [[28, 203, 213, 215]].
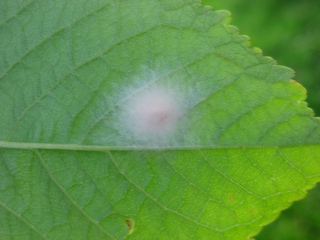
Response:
[[115, 70, 191, 146], [126, 86, 181, 138]]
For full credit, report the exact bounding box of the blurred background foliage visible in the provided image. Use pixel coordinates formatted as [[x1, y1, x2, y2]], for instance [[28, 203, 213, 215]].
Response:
[[202, 0, 320, 239]]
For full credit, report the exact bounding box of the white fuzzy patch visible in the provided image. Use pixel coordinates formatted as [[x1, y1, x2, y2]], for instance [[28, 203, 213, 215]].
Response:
[[126, 87, 181, 140], [114, 70, 194, 146]]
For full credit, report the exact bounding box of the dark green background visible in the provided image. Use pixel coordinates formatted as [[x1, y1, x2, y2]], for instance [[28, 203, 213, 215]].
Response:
[[202, 0, 320, 239]]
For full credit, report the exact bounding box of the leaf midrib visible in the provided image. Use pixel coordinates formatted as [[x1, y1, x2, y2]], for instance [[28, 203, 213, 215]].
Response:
[[0, 141, 319, 152]]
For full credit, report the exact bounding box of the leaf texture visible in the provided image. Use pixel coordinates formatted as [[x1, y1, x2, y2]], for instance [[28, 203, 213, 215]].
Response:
[[1, 0, 320, 239]]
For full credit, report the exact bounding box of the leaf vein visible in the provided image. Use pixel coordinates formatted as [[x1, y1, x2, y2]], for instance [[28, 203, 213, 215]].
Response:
[[34, 149, 116, 239]]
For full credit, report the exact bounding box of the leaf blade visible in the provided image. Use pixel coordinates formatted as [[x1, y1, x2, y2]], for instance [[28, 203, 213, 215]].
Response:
[[1, 0, 320, 239]]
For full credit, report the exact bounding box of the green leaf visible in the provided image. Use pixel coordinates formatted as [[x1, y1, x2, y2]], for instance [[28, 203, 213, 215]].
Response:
[[1, 0, 319, 239]]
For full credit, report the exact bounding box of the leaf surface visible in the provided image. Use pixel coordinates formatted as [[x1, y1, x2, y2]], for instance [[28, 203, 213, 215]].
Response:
[[1, 0, 320, 239]]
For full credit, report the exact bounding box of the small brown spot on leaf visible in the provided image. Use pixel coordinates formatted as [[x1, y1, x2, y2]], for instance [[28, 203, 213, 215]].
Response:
[[125, 218, 134, 235], [125, 219, 132, 228]]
